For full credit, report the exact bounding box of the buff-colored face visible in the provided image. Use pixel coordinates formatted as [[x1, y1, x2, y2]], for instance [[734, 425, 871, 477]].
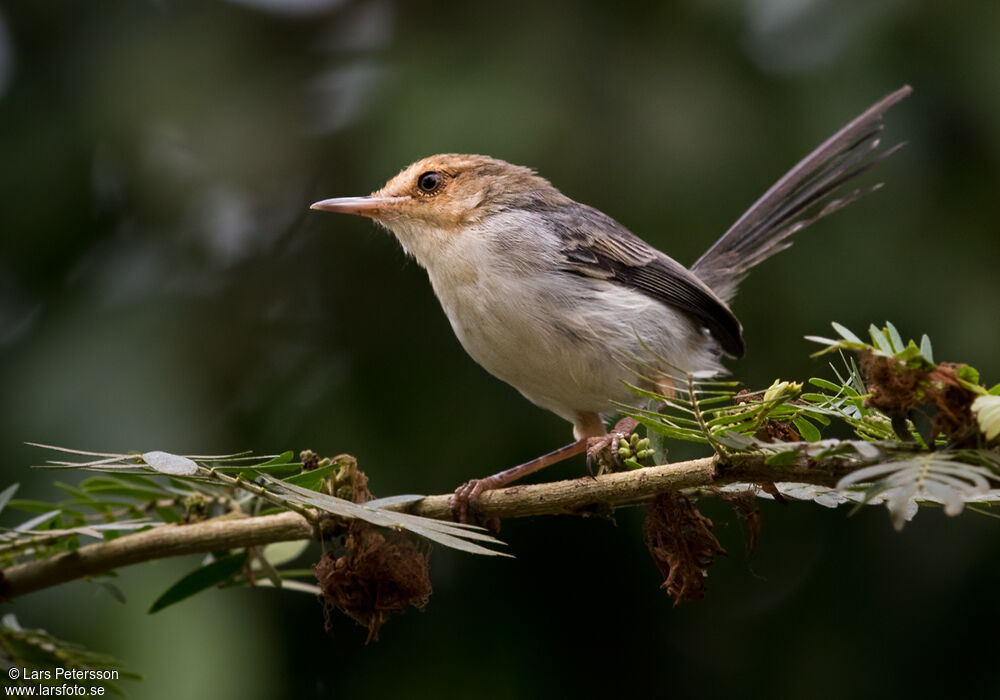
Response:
[[310, 153, 556, 231]]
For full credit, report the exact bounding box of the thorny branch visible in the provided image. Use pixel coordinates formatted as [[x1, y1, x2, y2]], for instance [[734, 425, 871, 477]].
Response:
[[0, 450, 857, 601]]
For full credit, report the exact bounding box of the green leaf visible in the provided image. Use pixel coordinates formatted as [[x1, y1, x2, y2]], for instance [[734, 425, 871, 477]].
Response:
[[919, 334, 934, 363], [714, 432, 755, 451], [5, 498, 63, 513], [260, 568, 316, 580], [53, 481, 93, 502], [808, 378, 842, 392], [81, 484, 167, 502], [257, 475, 510, 556], [114, 472, 172, 491], [15, 509, 61, 531], [894, 340, 925, 364], [705, 411, 760, 429], [364, 494, 425, 509], [837, 455, 999, 530], [802, 410, 831, 426], [261, 540, 310, 568], [98, 581, 127, 604], [282, 462, 337, 491], [831, 322, 863, 344], [0, 483, 18, 515], [621, 381, 679, 404], [155, 506, 183, 523], [957, 365, 980, 385], [885, 321, 904, 353], [792, 416, 822, 442], [259, 451, 294, 467], [765, 450, 799, 466], [252, 549, 283, 589], [868, 325, 892, 354], [0, 613, 141, 689], [80, 476, 167, 502], [212, 452, 302, 477], [149, 551, 249, 614]]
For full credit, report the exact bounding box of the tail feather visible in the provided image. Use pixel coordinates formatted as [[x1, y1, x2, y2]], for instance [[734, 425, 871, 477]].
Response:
[[691, 85, 912, 302]]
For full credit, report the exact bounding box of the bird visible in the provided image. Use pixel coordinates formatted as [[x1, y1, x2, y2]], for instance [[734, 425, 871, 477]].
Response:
[[311, 85, 911, 522]]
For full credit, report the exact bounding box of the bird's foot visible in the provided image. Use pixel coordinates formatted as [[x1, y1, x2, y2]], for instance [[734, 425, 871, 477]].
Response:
[[585, 417, 640, 475], [449, 439, 590, 527], [451, 476, 503, 531]]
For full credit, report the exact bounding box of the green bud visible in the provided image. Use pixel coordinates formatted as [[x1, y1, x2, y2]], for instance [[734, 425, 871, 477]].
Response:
[[764, 379, 803, 403]]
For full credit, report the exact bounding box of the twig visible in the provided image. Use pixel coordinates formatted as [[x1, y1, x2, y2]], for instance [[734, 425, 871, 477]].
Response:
[[207, 467, 318, 524], [1, 512, 313, 600], [0, 451, 858, 601]]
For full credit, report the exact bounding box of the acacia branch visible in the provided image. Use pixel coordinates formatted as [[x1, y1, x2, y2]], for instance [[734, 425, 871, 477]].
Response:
[[0, 451, 855, 601]]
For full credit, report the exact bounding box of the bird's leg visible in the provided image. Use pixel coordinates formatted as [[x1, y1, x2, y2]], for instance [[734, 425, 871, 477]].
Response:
[[450, 412, 643, 524], [584, 416, 641, 474], [451, 439, 588, 524]]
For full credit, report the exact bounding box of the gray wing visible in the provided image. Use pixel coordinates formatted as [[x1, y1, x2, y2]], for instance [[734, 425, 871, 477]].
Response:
[[543, 202, 745, 358], [691, 85, 911, 302]]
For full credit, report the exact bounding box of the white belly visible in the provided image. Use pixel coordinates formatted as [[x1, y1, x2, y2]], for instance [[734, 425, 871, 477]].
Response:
[[387, 209, 726, 427], [426, 255, 722, 423]]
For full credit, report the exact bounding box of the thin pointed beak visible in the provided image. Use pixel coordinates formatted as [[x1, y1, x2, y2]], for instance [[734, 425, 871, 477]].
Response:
[[309, 196, 407, 218]]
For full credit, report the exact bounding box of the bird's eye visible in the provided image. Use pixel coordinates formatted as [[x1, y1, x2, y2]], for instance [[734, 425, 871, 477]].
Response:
[[417, 171, 444, 194]]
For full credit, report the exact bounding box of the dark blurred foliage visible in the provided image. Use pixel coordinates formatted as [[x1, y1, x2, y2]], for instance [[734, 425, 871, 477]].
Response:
[[1, 0, 999, 698]]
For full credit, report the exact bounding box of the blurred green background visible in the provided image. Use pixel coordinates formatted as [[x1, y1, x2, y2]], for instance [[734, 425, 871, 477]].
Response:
[[1, 0, 998, 697]]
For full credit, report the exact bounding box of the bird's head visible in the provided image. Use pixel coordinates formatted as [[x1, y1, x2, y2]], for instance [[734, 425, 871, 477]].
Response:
[[311, 154, 566, 263]]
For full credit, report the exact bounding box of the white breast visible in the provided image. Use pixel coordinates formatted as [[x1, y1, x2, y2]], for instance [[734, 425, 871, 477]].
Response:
[[409, 212, 723, 423]]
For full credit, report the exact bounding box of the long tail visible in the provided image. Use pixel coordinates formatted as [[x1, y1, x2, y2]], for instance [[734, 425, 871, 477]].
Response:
[[691, 85, 912, 302]]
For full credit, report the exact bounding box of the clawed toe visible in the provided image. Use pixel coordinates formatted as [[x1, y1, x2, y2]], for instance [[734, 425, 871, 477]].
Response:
[[451, 476, 501, 525], [449, 438, 597, 526], [585, 433, 628, 474], [586, 417, 641, 474], [585, 435, 612, 475]]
